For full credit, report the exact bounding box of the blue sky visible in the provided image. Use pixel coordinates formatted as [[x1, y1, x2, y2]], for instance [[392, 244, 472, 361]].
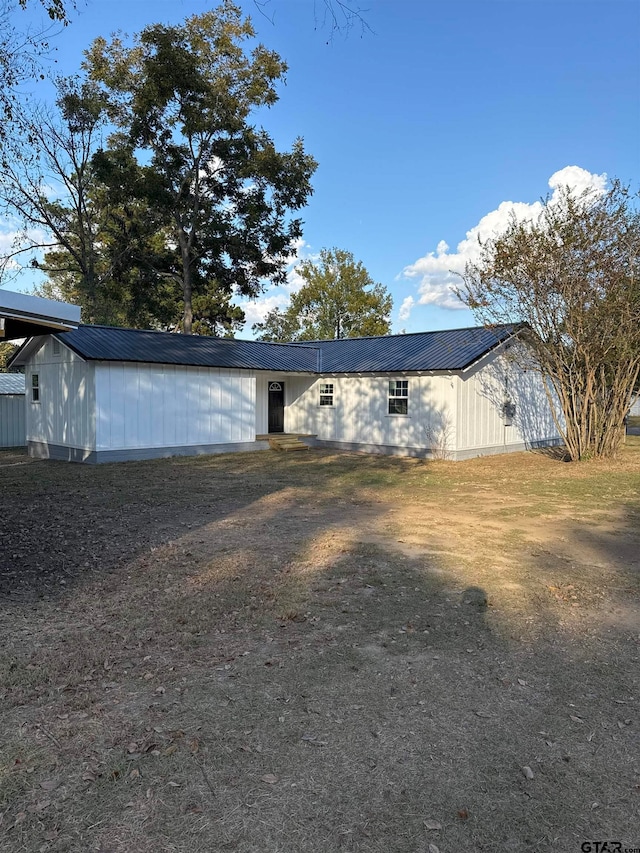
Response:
[[4, 0, 639, 335]]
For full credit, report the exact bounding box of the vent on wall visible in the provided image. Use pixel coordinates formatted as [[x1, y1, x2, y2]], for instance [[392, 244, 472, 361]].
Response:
[[52, 339, 61, 356]]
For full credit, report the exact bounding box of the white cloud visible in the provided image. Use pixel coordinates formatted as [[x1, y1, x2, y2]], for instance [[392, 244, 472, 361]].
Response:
[[398, 295, 414, 322], [241, 293, 285, 327], [548, 165, 607, 198], [402, 166, 608, 311], [0, 230, 18, 257], [237, 238, 316, 333]]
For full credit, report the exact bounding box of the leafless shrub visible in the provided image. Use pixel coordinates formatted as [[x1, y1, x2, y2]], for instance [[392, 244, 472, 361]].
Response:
[[425, 410, 454, 459]]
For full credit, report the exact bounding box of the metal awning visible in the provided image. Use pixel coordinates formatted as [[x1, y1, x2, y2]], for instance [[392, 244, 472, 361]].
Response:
[[0, 290, 81, 340]]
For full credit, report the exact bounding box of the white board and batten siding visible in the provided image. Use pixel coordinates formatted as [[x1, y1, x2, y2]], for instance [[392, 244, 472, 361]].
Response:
[[25, 337, 96, 454], [0, 374, 26, 447], [26, 339, 261, 461], [254, 373, 315, 435], [456, 354, 560, 458], [21, 332, 562, 463], [281, 358, 559, 459], [94, 362, 256, 451], [284, 373, 458, 455]]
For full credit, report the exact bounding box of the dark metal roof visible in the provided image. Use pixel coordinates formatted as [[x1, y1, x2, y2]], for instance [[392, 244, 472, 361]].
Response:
[[9, 323, 517, 374], [313, 325, 518, 373], [54, 325, 319, 372]]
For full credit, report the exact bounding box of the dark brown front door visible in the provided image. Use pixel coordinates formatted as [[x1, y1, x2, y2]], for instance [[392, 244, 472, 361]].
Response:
[[268, 381, 285, 433]]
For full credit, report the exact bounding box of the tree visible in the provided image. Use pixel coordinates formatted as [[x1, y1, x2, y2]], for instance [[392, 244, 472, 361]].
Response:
[[1, 75, 253, 335], [0, 341, 18, 371], [458, 180, 640, 461], [253, 0, 372, 40], [0, 77, 139, 325], [0, 0, 74, 138], [26, 109, 183, 327], [253, 247, 392, 341], [83, 2, 317, 334]]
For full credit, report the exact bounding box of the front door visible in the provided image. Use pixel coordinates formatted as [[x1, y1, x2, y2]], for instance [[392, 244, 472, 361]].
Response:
[[268, 381, 285, 433]]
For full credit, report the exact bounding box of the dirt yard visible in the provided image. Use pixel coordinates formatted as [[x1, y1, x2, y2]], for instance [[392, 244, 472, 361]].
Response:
[[0, 442, 639, 853]]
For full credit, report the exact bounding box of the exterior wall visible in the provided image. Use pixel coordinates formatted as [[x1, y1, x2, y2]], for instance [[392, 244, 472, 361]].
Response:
[[27, 438, 270, 464], [94, 361, 256, 451], [254, 373, 316, 434], [21, 336, 562, 464], [630, 395, 640, 417], [25, 338, 95, 452], [256, 373, 269, 434], [279, 354, 559, 460], [0, 394, 25, 447], [284, 373, 458, 454], [455, 353, 560, 455]]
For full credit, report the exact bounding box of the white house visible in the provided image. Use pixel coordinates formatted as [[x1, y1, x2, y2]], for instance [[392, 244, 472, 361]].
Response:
[[9, 324, 561, 463], [0, 373, 26, 448]]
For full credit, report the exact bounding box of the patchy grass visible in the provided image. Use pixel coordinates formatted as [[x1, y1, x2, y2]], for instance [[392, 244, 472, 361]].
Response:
[[0, 443, 639, 852]]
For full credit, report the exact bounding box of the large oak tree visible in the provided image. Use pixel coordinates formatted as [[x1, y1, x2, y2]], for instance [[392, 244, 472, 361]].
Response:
[[83, 1, 316, 334]]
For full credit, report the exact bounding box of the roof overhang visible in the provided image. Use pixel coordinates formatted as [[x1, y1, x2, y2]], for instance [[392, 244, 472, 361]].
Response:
[[458, 329, 521, 374], [0, 290, 81, 341]]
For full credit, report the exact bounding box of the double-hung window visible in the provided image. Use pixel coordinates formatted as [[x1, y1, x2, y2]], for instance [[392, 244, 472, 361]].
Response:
[[388, 379, 408, 415], [319, 382, 334, 406], [31, 374, 40, 403]]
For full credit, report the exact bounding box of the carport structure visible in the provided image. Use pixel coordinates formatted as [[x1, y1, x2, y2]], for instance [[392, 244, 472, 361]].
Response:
[[0, 289, 80, 340]]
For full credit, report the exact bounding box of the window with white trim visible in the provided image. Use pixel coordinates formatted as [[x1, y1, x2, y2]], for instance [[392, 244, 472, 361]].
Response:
[[31, 373, 40, 403], [319, 382, 334, 406], [388, 379, 408, 415]]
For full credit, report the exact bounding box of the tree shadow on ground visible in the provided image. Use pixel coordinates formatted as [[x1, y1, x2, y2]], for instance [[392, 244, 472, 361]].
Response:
[[0, 447, 412, 601], [0, 447, 639, 853]]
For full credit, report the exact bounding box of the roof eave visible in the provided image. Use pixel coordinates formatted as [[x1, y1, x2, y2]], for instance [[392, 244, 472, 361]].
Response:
[[458, 328, 520, 374]]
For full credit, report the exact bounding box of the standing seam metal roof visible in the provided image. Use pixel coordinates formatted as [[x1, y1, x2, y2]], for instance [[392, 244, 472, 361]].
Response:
[[56, 325, 320, 372], [43, 323, 517, 373], [0, 374, 25, 394], [312, 325, 517, 373]]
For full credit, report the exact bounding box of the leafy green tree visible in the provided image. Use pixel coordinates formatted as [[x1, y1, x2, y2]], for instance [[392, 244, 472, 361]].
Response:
[[458, 180, 640, 461], [83, 2, 317, 334], [251, 304, 300, 343], [0, 341, 18, 371], [34, 133, 183, 327], [7, 87, 248, 335], [253, 247, 392, 341]]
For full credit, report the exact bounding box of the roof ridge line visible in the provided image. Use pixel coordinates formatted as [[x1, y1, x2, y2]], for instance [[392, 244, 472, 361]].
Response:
[[301, 324, 516, 345]]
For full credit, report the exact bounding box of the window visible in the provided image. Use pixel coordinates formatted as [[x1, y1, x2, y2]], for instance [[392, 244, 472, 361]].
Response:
[[319, 382, 334, 406], [388, 379, 408, 415], [52, 339, 61, 356], [31, 373, 40, 403]]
